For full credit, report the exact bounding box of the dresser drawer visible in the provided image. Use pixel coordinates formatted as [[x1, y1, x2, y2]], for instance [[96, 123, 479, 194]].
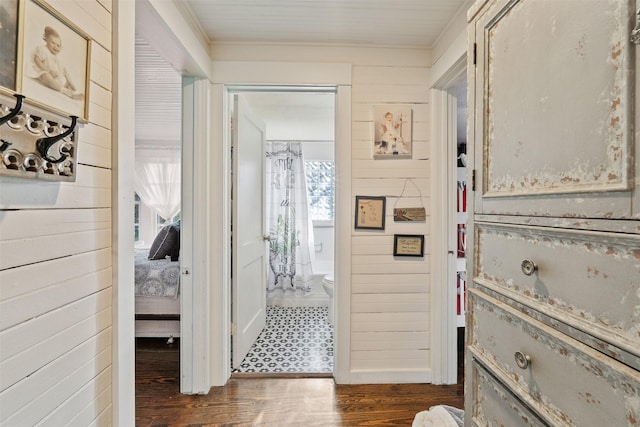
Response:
[[468, 289, 640, 426], [469, 361, 547, 427], [474, 222, 640, 360]]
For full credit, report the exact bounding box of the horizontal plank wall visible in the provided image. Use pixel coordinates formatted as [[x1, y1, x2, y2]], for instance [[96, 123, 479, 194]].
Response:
[[0, 0, 113, 424], [212, 44, 432, 383]]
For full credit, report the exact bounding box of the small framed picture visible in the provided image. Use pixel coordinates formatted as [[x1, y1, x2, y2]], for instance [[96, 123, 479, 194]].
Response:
[[393, 234, 425, 257], [355, 196, 386, 230], [373, 104, 412, 159], [20, 0, 91, 120], [0, 0, 21, 93]]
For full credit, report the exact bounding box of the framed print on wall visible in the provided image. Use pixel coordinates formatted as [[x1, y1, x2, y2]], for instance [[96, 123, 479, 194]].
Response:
[[20, 0, 91, 121], [373, 104, 412, 159], [393, 234, 424, 257], [355, 195, 386, 230], [0, 0, 21, 93]]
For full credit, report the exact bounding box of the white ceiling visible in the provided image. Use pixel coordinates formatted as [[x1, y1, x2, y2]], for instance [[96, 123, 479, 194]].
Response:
[[185, 0, 466, 47], [135, 1, 467, 146], [135, 35, 182, 145]]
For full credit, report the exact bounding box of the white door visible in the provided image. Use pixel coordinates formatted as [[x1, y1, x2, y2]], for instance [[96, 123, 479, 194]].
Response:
[[231, 94, 267, 369]]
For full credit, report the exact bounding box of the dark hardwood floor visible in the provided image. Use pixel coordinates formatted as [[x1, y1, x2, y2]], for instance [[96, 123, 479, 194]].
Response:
[[135, 337, 465, 426]]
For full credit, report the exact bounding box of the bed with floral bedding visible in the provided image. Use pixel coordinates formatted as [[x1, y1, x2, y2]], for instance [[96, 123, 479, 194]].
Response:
[[135, 222, 181, 338]]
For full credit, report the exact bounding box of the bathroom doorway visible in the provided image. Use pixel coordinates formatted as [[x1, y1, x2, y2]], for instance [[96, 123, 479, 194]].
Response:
[[230, 88, 337, 374]]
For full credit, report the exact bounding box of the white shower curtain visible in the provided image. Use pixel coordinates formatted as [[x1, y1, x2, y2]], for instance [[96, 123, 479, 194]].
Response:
[[265, 141, 314, 293], [134, 147, 181, 221]]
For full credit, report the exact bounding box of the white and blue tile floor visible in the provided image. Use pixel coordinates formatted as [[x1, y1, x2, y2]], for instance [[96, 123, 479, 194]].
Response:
[[232, 306, 334, 373]]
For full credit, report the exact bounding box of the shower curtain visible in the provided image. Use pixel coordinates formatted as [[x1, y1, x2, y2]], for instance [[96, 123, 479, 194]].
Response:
[[265, 141, 314, 293]]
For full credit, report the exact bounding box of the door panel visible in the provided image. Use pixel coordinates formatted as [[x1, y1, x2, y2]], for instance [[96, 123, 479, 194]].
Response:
[[232, 94, 267, 369], [473, 0, 635, 218]]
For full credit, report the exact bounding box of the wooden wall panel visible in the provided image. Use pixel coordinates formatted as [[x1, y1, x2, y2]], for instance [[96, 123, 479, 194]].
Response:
[[0, 247, 111, 301], [47, 0, 111, 50], [351, 350, 429, 371], [0, 328, 111, 425], [352, 312, 427, 332], [39, 366, 112, 426], [0, 289, 111, 376], [1, 266, 112, 330], [346, 45, 432, 379], [351, 273, 430, 294], [67, 384, 112, 426], [352, 84, 429, 104], [352, 331, 429, 351], [91, 44, 113, 91], [0, 164, 111, 209], [352, 293, 428, 312], [0, 226, 110, 270], [0, 1, 113, 422]]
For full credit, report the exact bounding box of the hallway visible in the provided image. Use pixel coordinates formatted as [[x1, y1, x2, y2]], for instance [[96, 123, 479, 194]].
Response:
[[135, 338, 464, 426]]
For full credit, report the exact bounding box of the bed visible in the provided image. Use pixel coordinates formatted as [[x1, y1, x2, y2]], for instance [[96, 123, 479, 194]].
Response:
[[134, 222, 181, 339]]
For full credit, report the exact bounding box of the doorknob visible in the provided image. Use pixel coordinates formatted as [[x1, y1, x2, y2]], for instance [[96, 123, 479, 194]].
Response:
[[263, 235, 271, 241]]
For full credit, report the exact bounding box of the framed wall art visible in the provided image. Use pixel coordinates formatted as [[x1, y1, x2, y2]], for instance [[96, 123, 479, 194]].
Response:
[[373, 104, 412, 159], [355, 195, 386, 230], [0, 0, 21, 93], [19, 0, 91, 121], [393, 234, 424, 257]]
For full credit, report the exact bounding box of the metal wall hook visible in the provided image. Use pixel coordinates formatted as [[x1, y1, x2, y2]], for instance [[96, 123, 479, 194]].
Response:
[[0, 94, 25, 126], [0, 139, 12, 151], [35, 115, 78, 163]]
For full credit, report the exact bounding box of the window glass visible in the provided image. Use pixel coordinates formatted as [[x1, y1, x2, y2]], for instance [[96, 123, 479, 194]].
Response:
[[305, 161, 335, 221]]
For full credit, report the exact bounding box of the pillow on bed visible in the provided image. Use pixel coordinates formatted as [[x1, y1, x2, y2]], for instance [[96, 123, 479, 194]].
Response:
[[148, 222, 180, 261]]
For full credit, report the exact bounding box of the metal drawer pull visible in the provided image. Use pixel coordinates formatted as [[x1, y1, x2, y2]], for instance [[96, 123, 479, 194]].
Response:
[[515, 351, 531, 369], [521, 259, 537, 276]]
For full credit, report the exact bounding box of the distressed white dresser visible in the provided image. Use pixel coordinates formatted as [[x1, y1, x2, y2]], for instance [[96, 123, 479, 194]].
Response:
[[465, 1, 640, 425]]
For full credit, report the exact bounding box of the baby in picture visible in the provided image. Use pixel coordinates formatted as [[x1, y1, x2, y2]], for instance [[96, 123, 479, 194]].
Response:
[[377, 111, 409, 154], [28, 25, 82, 99]]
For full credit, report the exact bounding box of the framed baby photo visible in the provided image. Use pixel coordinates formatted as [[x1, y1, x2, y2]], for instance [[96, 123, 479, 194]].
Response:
[[355, 195, 386, 230], [373, 104, 412, 160], [19, 0, 91, 121], [0, 0, 22, 94]]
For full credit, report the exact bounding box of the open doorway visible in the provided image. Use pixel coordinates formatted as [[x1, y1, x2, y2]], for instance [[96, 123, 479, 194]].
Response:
[[133, 34, 183, 366], [229, 89, 336, 374], [450, 78, 467, 383]]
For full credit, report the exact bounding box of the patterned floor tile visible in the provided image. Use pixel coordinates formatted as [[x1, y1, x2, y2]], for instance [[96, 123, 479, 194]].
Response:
[[233, 306, 334, 373]]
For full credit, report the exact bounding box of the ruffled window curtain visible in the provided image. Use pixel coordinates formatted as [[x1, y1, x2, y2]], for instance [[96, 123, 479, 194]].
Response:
[[134, 148, 181, 221], [265, 141, 314, 293]]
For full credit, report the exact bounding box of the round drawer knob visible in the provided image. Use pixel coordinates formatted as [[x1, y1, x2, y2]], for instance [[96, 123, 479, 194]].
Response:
[[521, 259, 537, 276], [515, 351, 531, 370]]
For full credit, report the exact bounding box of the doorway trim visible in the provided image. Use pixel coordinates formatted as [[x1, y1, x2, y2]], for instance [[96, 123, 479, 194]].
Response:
[[430, 53, 467, 384], [210, 62, 352, 385]]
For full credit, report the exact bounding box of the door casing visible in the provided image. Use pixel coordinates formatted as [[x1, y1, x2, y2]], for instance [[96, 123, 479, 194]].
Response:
[[209, 63, 352, 385]]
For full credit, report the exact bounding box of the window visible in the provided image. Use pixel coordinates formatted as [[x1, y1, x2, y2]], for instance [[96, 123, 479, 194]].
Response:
[[305, 161, 335, 222], [156, 211, 181, 233]]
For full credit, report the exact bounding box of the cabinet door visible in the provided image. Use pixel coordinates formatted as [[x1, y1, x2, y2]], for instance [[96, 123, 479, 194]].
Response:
[[471, 0, 636, 218]]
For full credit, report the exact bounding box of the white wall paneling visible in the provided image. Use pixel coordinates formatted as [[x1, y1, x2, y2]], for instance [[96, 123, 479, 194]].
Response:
[[220, 43, 443, 383], [0, 0, 116, 424]]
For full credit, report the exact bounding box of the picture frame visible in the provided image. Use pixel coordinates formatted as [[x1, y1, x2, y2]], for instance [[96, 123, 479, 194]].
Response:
[[0, 0, 21, 93], [19, 0, 91, 121], [393, 234, 425, 257], [355, 195, 386, 230], [373, 104, 412, 159]]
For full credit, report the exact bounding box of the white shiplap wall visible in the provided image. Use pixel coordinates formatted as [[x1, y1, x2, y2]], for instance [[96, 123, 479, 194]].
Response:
[[351, 57, 431, 377], [0, 0, 113, 424], [211, 43, 432, 380]]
